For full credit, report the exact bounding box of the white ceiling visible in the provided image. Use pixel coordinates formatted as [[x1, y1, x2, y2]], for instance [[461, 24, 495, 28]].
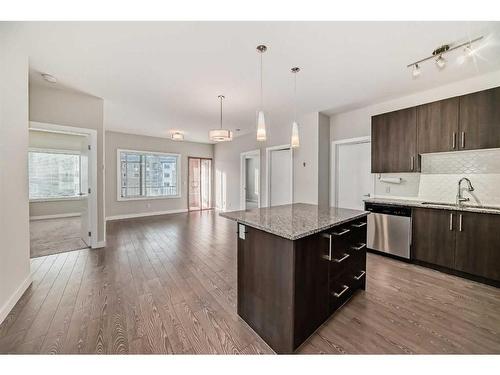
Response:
[[8, 21, 500, 143]]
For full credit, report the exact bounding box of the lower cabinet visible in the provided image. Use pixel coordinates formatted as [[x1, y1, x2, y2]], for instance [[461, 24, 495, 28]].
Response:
[[412, 208, 500, 283]]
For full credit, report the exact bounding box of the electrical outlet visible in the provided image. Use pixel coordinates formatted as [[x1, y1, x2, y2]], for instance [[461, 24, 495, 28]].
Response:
[[385, 186, 391, 193]]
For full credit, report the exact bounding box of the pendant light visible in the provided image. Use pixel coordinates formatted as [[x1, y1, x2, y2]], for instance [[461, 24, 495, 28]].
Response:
[[290, 67, 300, 148], [209, 95, 233, 142], [256, 45, 267, 141]]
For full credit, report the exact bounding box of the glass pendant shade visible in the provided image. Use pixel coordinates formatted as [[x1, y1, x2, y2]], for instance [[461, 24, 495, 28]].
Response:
[[256, 110, 267, 141], [209, 128, 233, 142], [291, 121, 300, 148]]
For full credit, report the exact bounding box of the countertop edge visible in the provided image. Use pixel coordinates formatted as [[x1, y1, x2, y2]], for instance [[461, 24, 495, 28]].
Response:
[[364, 198, 500, 215], [220, 211, 369, 240]]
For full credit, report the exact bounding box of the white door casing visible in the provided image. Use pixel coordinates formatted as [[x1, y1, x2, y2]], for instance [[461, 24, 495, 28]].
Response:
[[266, 145, 293, 207]]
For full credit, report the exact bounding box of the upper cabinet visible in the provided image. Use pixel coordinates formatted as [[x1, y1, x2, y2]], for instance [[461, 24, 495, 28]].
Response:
[[371, 107, 417, 173], [459, 86, 500, 150], [372, 86, 500, 172], [417, 97, 459, 154]]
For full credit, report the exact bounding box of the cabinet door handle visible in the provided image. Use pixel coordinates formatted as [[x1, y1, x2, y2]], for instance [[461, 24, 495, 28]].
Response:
[[332, 228, 350, 236], [351, 222, 367, 228], [321, 233, 332, 261], [410, 156, 414, 171], [354, 271, 366, 280], [449, 213, 453, 231], [459, 214, 463, 232], [333, 253, 350, 263], [333, 285, 350, 298], [461, 132, 466, 148], [452, 132, 457, 149], [351, 243, 366, 251]]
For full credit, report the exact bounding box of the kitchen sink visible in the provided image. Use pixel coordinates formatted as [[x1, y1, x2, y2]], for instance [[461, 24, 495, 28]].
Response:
[[421, 202, 457, 207]]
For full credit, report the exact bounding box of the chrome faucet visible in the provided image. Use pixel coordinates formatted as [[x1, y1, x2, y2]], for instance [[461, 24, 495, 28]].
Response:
[[456, 177, 474, 206]]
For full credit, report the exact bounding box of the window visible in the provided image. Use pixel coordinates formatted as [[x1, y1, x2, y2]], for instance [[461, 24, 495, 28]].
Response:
[[118, 150, 180, 200], [29, 150, 81, 200]]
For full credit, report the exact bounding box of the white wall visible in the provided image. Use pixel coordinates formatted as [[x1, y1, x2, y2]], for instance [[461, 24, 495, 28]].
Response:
[[29, 129, 87, 219], [0, 32, 31, 324], [105, 131, 213, 219], [214, 112, 327, 211], [29, 84, 106, 243]]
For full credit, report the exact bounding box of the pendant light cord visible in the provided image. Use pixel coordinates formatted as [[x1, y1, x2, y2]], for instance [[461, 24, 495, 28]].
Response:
[[294, 72, 297, 122], [260, 52, 263, 110], [220, 96, 223, 129]]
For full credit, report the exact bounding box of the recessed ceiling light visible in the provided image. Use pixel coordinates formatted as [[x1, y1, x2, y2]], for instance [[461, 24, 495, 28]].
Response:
[[41, 73, 57, 83]]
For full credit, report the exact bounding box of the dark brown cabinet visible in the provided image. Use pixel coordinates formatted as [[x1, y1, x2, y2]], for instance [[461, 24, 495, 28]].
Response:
[[371, 107, 418, 173], [417, 97, 459, 154], [412, 208, 500, 284], [412, 208, 455, 269], [459, 86, 500, 150], [455, 212, 500, 281]]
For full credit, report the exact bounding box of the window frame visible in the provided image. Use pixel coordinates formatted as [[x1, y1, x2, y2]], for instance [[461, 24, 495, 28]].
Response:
[[116, 148, 182, 201], [28, 147, 83, 202]]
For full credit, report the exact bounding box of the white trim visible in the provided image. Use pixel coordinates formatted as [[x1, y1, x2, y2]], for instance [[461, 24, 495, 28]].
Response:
[[30, 212, 81, 221], [330, 136, 374, 208], [240, 149, 261, 210], [94, 240, 107, 249], [265, 144, 293, 207], [29, 147, 81, 155], [29, 121, 99, 249], [0, 274, 32, 325], [106, 208, 188, 221], [29, 196, 85, 203], [116, 148, 182, 201]]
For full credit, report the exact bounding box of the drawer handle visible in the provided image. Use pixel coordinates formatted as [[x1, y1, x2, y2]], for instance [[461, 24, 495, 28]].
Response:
[[351, 243, 366, 251], [354, 271, 366, 280], [333, 285, 349, 298], [332, 229, 350, 236], [351, 222, 366, 228], [321, 233, 332, 261], [333, 253, 350, 263]]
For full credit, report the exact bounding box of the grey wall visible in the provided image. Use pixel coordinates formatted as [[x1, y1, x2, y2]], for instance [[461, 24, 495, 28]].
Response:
[[214, 112, 324, 211], [29, 84, 106, 243], [105, 131, 213, 219], [0, 32, 31, 323], [29, 129, 87, 218]]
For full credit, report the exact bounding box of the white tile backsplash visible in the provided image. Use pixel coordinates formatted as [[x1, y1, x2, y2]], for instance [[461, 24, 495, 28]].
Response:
[[375, 149, 500, 206]]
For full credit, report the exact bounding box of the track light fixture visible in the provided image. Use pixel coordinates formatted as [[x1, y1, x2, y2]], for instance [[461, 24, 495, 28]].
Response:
[[407, 36, 483, 78]]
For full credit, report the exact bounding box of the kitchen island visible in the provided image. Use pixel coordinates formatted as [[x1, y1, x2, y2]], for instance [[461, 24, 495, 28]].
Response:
[[220, 203, 369, 353]]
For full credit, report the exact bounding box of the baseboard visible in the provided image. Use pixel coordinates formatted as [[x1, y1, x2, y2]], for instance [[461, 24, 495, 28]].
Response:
[[30, 212, 81, 221], [106, 208, 189, 221], [93, 240, 107, 249], [0, 274, 32, 325]]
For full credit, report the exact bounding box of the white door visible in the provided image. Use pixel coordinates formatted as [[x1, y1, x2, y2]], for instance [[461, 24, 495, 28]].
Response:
[[336, 141, 372, 210], [269, 148, 292, 206], [80, 137, 90, 246]]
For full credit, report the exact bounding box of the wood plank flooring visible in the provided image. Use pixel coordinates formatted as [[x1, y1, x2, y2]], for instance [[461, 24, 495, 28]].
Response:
[[1, 210, 499, 354]]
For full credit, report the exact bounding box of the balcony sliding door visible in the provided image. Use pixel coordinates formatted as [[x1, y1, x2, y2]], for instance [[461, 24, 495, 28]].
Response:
[[188, 157, 212, 211]]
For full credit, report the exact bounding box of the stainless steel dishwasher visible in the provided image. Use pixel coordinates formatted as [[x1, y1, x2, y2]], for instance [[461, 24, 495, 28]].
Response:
[[365, 203, 411, 259]]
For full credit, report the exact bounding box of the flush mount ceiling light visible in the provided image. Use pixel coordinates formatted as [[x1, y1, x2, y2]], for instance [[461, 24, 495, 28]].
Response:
[[256, 44, 267, 142], [290, 67, 300, 149], [41, 73, 57, 83], [407, 36, 483, 78], [170, 131, 184, 141], [209, 95, 233, 142]]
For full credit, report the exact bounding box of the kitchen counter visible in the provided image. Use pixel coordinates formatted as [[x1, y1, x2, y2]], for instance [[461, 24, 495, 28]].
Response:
[[364, 197, 500, 215], [219, 203, 368, 240]]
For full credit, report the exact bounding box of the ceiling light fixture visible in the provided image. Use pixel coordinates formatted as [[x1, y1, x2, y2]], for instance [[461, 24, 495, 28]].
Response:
[[171, 131, 184, 141], [412, 63, 421, 78], [209, 95, 233, 142], [290, 67, 300, 149], [407, 36, 483, 78], [41, 73, 57, 83], [256, 45, 267, 142]]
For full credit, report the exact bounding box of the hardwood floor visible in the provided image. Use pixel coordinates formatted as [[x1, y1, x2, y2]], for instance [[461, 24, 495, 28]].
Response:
[[1, 210, 499, 354]]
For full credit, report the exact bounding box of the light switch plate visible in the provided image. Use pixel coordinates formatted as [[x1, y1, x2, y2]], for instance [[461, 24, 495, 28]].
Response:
[[238, 224, 246, 240]]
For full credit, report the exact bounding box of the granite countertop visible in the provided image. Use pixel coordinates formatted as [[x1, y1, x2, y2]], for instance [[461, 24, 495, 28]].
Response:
[[219, 203, 368, 240], [364, 197, 500, 215]]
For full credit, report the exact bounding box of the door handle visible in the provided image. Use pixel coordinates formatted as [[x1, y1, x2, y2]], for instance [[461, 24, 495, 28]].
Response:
[[321, 233, 332, 261], [459, 214, 463, 232], [351, 243, 366, 251], [449, 213, 453, 231], [354, 271, 366, 280], [333, 285, 349, 298], [332, 228, 350, 236], [452, 132, 457, 149], [351, 222, 367, 228], [461, 132, 465, 148], [333, 253, 350, 263], [410, 156, 414, 171]]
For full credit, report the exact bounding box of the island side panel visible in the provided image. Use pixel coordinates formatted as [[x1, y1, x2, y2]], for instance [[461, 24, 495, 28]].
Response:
[[237, 224, 295, 353]]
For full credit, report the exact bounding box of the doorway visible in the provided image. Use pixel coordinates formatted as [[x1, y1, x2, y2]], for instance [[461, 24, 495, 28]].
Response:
[[266, 145, 293, 207], [240, 150, 261, 210], [188, 157, 213, 211], [332, 137, 374, 210], [28, 122, 98, 257]]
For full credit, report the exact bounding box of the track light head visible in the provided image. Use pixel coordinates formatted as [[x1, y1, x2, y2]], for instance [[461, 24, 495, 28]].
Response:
[[412, 64, 421, 78], [435, 55, 446, 69]]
